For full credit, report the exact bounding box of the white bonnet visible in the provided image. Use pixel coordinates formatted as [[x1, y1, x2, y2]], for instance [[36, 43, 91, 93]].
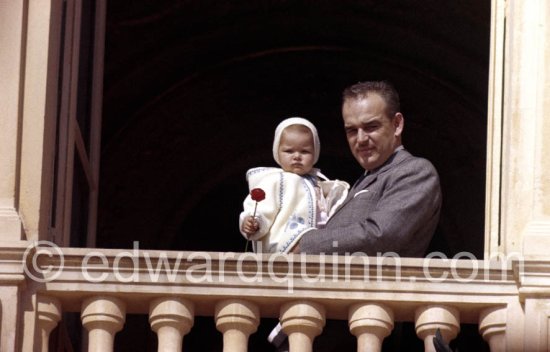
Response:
[[272, 117, 320, 166]]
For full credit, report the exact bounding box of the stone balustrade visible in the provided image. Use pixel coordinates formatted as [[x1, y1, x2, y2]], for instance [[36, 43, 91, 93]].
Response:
[[81, 296, 126, 352], [280, 300, 325, 352], [215, 299, 259, 352], [36, 295, 62, 351], [150, 297, 194, 351], [348, 303, 394, 351], [0, 243, 546, 351]]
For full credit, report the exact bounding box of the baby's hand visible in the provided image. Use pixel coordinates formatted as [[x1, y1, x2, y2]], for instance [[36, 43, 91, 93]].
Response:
[[242, 216, 260, 237]]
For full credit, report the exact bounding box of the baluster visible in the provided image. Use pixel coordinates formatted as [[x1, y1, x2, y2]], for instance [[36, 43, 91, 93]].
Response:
[[348, 303, 394, 352], [479, 306, 506, 351], [81, 296, 126, 352], [37, 295, 62, 352], [215, 299, 260, 352], [415, 305, 460, 352], [149, 297, 194, 352], [280, 300, 325, 352]]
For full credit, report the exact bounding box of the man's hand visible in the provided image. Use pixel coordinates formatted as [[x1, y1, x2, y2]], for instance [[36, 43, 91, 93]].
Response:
[[242, 216, 259, 237]]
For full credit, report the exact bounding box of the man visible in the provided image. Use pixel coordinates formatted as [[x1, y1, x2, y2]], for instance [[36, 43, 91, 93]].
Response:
[[295, 80, 442, 257], [274, 81, 442, 352]]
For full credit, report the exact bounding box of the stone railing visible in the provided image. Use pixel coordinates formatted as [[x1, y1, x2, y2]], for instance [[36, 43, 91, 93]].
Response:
[[0, 242, 543, 351]]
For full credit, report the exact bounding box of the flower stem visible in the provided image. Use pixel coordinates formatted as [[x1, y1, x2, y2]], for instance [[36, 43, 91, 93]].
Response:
[[245, 201, 259, 252]]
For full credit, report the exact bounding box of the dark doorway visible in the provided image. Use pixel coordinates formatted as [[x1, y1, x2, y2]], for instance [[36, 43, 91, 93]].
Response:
[[100, 0, 489, 257], [99, 1, 490, 350]]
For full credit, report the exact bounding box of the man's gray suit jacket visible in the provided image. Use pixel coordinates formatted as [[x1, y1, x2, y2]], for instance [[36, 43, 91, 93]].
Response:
[[300, 148, 442, 257]]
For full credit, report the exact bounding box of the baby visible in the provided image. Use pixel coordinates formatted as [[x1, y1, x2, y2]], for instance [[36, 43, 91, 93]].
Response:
[[239, 117, 349, 253]]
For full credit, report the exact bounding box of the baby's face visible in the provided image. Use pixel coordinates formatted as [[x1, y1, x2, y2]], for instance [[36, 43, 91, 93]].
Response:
[[278, 129, 315, 175]]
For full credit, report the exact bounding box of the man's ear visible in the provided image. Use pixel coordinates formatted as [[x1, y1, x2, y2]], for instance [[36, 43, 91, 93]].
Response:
[[393, 112, 404, 136]]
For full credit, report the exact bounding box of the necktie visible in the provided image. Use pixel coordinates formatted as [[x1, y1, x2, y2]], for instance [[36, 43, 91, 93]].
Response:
[[352, 172, 368, 190]]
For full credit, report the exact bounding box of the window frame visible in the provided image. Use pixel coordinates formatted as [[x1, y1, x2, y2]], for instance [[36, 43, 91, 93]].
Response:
[[48, 1, 503, 256], [49, 0, 106, 248], [484, 0, 506, 259]]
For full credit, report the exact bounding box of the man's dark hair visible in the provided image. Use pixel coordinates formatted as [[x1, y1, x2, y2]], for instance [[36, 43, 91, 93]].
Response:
[[342, 81, 401, 118]]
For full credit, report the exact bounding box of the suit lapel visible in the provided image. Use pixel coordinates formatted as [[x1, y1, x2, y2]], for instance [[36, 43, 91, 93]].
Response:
[[329, 148, 411, 217]]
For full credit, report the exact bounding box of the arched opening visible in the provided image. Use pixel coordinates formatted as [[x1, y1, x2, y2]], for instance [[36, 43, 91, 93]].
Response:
[[98, 1, 490, 350], [100, 0, 489, 256]]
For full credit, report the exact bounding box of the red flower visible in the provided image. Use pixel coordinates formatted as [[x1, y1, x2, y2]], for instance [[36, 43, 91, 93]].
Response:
[[250, 188, 266, 202]]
